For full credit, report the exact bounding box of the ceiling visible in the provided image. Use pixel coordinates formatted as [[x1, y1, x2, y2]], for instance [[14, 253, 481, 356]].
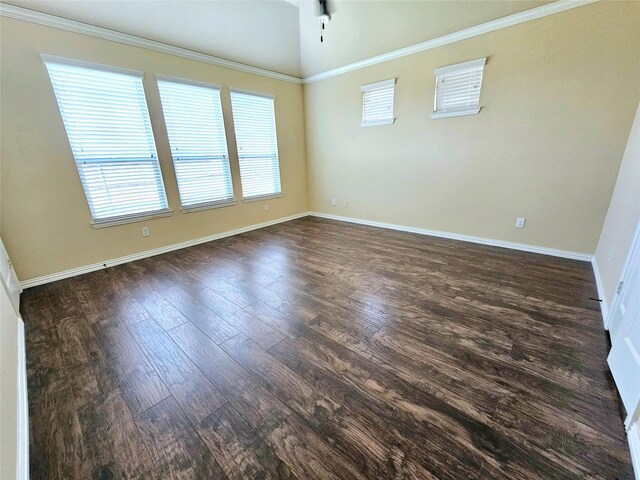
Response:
[[297, 0, 553, 77], [3, 0, 302, 77], [5, 0, 555, 79]]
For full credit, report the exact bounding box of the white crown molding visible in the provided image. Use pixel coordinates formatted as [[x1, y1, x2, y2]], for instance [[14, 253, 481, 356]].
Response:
[[302, 0, 599, 84], [0, 3, 303, 85], [19, 212, 309, 288], [1, 1, 598, 86], [309, 212, 593, 262]]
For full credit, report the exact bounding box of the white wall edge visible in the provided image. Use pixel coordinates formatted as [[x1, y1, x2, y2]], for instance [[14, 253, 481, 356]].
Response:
[[0, 3, 302, 85], [591, 256, 609, 328], [16, 318, 29, 480], [309, 212, 593, 262], [19, 212, 309, 289], [628, 422, 640, 480], [302, 0, 599, 84]]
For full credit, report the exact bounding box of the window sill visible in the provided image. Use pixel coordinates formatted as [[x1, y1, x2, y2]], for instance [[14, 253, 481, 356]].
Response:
[[91, 209, 173, 229], [181, 200, 237, 214], [361, 118, 395, 127], [242, 193, 283, 203], [431, 108, 480, 119]]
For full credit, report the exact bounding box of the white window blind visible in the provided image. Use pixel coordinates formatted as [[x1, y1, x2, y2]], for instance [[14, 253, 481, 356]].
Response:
[[361, 79, 396, 127], [44, 57, 169, 225], [229, 90, 281, 200], [433, 58, 486, 119], [157, 78, 234, 210]]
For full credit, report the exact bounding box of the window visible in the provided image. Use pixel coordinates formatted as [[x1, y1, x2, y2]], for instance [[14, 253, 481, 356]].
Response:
[[157, 77, 234, 212], [433, 58, 486, 119], [361, 79, 396, 127], [43, 56, 169, 227], [229, 90, 281, 200]]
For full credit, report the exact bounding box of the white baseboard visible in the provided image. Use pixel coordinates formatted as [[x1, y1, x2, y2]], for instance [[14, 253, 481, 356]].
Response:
[[591, 257, 609, 328], [309, 212, 593, 262], [20, 211, 595, 289], [17, 318, 29, 480], [19, 212, 309, 289]]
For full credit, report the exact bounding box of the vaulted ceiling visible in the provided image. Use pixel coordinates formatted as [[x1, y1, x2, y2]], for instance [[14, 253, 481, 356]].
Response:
[[4, 0, 554, 78]]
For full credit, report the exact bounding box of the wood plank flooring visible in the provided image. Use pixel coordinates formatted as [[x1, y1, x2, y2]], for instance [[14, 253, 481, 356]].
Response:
[[21, 217, 633, 479]]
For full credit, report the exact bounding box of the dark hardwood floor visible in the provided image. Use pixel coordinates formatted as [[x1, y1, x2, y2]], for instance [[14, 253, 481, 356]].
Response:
[[21, 217, 633, 479]]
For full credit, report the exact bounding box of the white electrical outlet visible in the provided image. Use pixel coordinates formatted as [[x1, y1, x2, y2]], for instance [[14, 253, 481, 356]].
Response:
[[344, 200, 349, 208], [515, 218, 526, 229], [264, 204, 269, 212], [141, 227, 150, 237], [331, 198, 336, 206]]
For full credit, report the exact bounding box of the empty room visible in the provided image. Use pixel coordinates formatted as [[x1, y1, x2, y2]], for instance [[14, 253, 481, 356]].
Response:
[[1, 0, 639, 478]]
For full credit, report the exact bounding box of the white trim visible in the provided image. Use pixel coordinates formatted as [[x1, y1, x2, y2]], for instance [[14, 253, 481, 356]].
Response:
[[91, 209, 174, 229], [434, 57, 486, 76], [156, 74, 221, 91], [16, 318, 29, 480], [20, 212, 308, 288], [361, 118, 396, 128], [1, 4, 302, 85], [181, 200, 236, 214], [302, 0, 598, 84], [309, 212, 592, 261], [41, 53, 144, 77], [591, 256, 609, 328], [628, 421, 640, 480], [242, 193, 283, 203], [19, 210, 597, 288], [361, 78, 396, 93], [228, 87, 276, 100], [432, 108, 481, 119]]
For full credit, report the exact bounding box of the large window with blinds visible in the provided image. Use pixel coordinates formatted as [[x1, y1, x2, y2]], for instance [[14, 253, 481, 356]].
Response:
[[433, 58, 486, 119], [44, 56, 169, 226], [157, 77, 234, 211], [361, 78, 396, 127], [229, 90, 282, 200]]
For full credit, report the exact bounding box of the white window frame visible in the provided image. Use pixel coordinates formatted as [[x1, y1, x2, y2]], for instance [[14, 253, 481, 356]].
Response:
[[42, 55, 171, 228], [361, 78, 396, 127], [229, 88, 283, 202], [156, 75, 236, 213], [432, 57, 486, 119]]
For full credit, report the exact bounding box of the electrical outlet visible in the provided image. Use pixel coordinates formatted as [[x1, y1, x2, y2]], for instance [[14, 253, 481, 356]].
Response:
[[515, 218, 526, 229], [264, 204, 269, 212], [331, 198, 336, 206], [141, 227, 150, 237], [344, 200, 349, 208]]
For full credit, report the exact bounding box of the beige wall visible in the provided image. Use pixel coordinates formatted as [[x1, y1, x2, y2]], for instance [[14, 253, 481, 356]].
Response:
[[304, 1, 640, 255], [594, 103, 640, 308], [0, 18, 308, 282]]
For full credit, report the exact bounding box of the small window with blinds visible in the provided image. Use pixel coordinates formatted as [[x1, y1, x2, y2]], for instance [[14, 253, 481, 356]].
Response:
[[230, 89, 282, 201], [157, 77, 234, 212], [361, 78, 396, 127], [433, 58, 486, 119], [43, 56, 170, 227]]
